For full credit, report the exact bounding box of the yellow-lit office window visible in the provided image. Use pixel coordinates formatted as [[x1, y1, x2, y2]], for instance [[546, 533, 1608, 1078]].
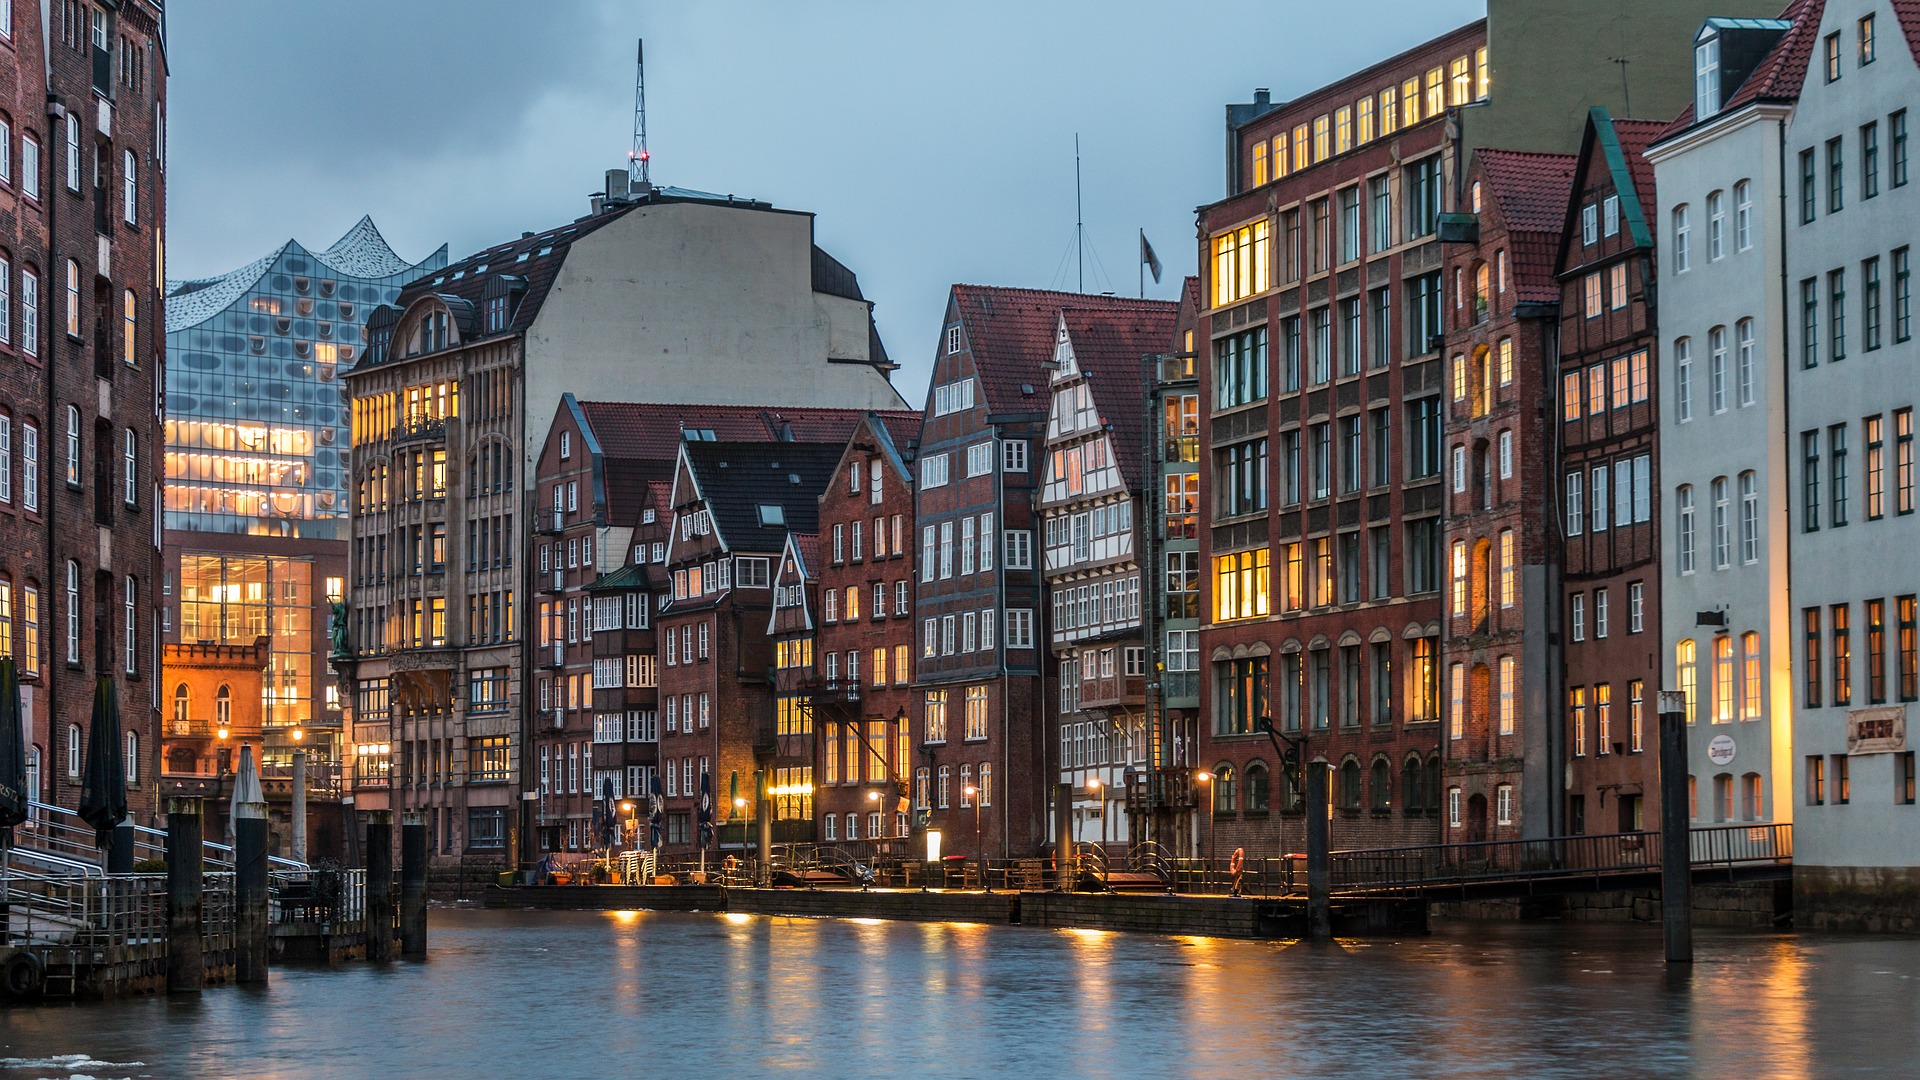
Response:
[[1356, 97, 1374, 144], [1273, 132, 1290, 178], [1401, 78, 1421, 127], [1211, 220, 1271, 308], [1292, 124, 1309, 172], [1380, 87, 1398, 135], [1335, 106, 1352, 154], [1313, 116, 1330, 162], [1213, 548, 1271, 621], [1425, 67, 1444, 115], [1252, 141, 1268, 187], [1476, 47, 1490, 99], [1449, 57, 1470, 105]]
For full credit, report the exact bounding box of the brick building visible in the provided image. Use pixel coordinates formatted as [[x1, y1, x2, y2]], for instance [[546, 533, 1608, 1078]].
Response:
[[0, 1, 168, 825], [1437, 149, 1576, 841], [1195, 28, 1487, 859], [1553, 110, 1669, 835], [158, 639, 266, 843], [803, 414, 920, 850], [917, 286, 1171, 860], [1039, 302, 1178, 848], [654, 439, 843, 853]]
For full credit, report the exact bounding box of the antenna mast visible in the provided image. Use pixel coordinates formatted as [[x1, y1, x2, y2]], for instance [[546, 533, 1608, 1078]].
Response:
[[1075, 134, 1084, 293], [629, 39, 651, 187]]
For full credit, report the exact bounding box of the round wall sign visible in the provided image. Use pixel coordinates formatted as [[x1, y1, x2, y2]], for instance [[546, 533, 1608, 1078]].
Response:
[[1707, 734, 1737, 766]]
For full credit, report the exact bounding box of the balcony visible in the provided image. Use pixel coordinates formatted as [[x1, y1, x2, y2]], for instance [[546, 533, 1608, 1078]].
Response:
[[164, 716, 227, 741], [396, 414, 448, 443], [540, 568, 566, 595]]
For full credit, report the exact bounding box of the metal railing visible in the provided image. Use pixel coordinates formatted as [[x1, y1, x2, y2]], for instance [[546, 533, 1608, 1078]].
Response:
[[269, 867, 366, 928]]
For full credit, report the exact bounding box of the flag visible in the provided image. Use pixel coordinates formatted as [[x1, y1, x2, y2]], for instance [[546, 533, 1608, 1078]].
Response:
[[1140, 232, 1162, 285]]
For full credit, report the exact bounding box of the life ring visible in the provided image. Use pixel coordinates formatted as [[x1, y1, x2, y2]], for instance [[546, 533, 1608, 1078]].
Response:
[[1229, 847, 1246, 876], [722, 855, 740, 872], [3, 951, 45, 998]]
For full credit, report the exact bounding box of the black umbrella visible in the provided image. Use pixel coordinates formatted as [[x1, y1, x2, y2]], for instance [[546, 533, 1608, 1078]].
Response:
[[697, 770, 715, 850], [76, 677, 127, 850], [0, 659, 26, 844], [599, 776, 616, 849]]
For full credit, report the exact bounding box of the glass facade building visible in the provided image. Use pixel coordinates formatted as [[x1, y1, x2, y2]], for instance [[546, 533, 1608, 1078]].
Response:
[[164, 218, 445, 775]]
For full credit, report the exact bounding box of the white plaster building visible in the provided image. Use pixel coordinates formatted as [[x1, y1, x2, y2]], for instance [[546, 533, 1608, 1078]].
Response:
[[1648, 10, 1809, 834], [1783, 0, 1920, 930]]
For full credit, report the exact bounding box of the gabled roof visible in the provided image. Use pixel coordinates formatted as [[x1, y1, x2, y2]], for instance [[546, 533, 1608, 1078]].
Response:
[[949, 286, 1179, 413], [1895, 0, 1920, 65], [584, 562, 658, 593], [678, 440, 845, 554], [1057, 302, 1180, 490], [578, 401, 922, 467], [1562, 109, 1663, 263], [1477, 150, 1578, 304], [1655, 0, 1825, 143]]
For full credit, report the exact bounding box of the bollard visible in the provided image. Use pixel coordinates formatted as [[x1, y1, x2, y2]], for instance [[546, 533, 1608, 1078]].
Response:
[[166, 798, 206, 993], [291, 749, 308, 866], [108, 819, 135, 875], [365, 811, 395, 962], [1306, 756, 1331, 942], [234, 798, 270, 985], [401, 812, 427, 961], [1658, 693, 1693, 964]]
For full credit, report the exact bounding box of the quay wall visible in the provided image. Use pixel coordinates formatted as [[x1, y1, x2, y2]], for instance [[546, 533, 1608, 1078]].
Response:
[[1434, 880, 1791, 929]]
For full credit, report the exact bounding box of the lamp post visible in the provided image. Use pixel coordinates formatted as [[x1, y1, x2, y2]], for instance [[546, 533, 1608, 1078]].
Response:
[[1087, 776, 1105, 849], [212, 726, 233, 845], [964, 785, 983, 892]]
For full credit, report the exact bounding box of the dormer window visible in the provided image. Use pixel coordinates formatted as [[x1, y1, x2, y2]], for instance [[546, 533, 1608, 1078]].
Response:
[[758, 504, 785, 527], [1695, 34, 1721, 119]]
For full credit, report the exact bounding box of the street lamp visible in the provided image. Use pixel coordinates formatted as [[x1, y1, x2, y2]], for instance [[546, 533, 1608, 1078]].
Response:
[[964, 785, 984, 893], [1087, 776, 1105, 849]]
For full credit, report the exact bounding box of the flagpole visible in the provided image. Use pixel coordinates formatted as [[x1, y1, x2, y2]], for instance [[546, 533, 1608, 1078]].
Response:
[[1139, 229, 1144, 298]]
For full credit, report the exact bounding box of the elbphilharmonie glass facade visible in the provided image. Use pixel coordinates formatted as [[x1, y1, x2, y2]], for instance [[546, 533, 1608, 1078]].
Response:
[[163, 218, 445, 772]]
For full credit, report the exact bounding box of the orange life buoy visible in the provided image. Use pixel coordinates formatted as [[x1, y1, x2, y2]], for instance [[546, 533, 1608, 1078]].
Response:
[[723, 855, 740, 871], [1229, 847, 1245, 876]]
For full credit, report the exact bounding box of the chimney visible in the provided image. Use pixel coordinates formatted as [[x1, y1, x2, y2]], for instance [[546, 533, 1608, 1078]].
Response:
[[1254, 87, 1270, 109]]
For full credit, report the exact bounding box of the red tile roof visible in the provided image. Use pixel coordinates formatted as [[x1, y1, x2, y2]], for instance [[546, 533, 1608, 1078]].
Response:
[[576, 401, 921, 466], [1060, 301, 1181, 489], [1611, 118, 1670, 224], [1895, 0, 1920, 65], [951, 286, 1181, 413], [1477, 150, 1578, 304], [1656, 1, 1824, 144]]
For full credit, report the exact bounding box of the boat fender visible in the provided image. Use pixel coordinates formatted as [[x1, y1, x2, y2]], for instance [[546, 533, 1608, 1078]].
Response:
[[3, 951, 45, 998]]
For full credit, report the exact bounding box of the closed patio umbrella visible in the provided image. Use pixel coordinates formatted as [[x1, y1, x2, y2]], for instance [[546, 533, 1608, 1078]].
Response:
[[76, 677, 127, 851], [0, 659, 26, 841]]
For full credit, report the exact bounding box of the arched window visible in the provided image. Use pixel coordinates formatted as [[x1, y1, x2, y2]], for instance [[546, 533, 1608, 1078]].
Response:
[[1426, 756, 1443, 812], [172, 683, 189, 725], [1471, 536, 1493, 623], [1403, 755, 1424, 815], [63, 404, 79, 486], [1245, 760, 1270, 811], [1498, 528, 1516, 607], [123, 149, 138, 225], [1448, 661, 1466, 739], [1706, 189, 1725, 260], [1472, 261, 1491, 321], [1676, 640, 1698, 723], [1370, 757, 1391, 810], [66, 723, 81, 777], [125, 732, 138, 785], [914, 766, 930, 810], [1677, 485, 1696, 573], [63, 559, 78, 663], [1739, 471, 1759, 563], [1714, 634, 1735, 722], [1741, 772, 1764, 820], [1496, 336, 1514, 385], [1212, 763, 1235, 813], [215, 684, 232, 731], [123, 428, 137, 506], [1339, 758, 1362, 809]]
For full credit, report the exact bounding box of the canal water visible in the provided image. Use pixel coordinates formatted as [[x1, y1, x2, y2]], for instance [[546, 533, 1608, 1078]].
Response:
[[3, 908, 1917, 1078]]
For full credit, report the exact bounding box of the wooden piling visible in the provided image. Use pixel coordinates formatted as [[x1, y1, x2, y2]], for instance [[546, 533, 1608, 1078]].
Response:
[[401, 812, 427, 961], [1306, 757, 1331, 942], [166, 797, 205, 993], [1658, 693, 1692, 963], [366, 811, 395, 962], [234, 800, 270, 985]]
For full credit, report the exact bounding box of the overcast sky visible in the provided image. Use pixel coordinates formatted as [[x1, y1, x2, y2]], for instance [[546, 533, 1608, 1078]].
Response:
[[167, 0, 1483, 401]]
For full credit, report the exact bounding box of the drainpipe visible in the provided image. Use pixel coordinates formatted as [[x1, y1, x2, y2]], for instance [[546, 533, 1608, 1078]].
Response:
[[43, 97, 63, 811]]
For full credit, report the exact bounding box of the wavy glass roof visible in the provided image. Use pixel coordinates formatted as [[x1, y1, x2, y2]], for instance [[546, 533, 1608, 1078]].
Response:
[[166, 216, 446, 333]]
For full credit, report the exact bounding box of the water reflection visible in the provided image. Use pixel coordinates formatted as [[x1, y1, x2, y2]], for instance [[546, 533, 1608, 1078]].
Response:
[[1, 910, 1914, 1078]]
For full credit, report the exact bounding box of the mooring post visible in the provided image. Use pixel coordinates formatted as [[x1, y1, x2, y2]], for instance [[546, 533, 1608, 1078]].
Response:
[[366, 811, 395, 962], [755, 771, 773, 888], [291, 748, 309, 866], [1658, 691, 1692, 964], [108, 818, 135, 875], [401, 812, 427, 961], [1054, 782, 1074, 890], [1306, 756, 1331, 941], [234, 796, 270, 985], [166, 797, 206, 993]]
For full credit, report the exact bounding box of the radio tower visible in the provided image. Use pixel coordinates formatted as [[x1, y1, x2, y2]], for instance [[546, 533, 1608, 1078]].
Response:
[[628, 39, 651, 189]]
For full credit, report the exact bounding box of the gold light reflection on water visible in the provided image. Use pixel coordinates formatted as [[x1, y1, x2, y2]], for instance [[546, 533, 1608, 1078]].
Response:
[[1690, 935, 1813, 1078], [724, 912, 753, 926]]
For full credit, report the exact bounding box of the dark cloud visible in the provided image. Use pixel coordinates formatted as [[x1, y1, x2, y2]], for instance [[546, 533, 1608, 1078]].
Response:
[[166, 0, 1483, 400]]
